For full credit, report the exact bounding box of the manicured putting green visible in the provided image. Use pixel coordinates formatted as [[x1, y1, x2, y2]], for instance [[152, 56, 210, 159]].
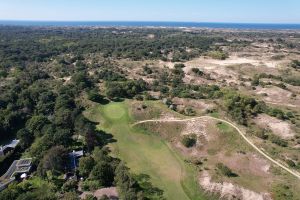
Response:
[[102, 103, 126, 120]]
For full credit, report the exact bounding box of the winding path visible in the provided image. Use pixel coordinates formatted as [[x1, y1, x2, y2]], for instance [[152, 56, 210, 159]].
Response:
[[133, 116, 300, 180]]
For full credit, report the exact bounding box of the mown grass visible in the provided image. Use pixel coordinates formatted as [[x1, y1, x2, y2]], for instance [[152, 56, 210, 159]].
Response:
[[84, 101, 210, 200]]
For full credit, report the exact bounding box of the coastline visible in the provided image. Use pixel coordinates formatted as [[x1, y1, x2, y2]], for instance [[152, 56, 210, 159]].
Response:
[[0, 20, 300, 30]]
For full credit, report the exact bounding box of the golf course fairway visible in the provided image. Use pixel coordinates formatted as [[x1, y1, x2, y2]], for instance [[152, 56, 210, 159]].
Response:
[[85, 101, 208, 200]]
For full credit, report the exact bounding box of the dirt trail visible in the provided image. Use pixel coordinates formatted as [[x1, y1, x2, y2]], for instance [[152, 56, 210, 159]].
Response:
[[133, 116, 300, 180]]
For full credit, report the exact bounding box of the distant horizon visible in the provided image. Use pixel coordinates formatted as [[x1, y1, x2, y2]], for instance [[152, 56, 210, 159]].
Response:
[[1, 20, 300, 30], [1, 19, 300, 25]]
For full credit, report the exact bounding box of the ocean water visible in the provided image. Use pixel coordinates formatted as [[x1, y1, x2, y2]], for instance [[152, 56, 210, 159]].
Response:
[[0, 21, 300, 30]]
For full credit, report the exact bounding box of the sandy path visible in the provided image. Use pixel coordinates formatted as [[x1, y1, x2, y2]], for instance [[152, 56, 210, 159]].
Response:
[[133, 116, 300, 180]]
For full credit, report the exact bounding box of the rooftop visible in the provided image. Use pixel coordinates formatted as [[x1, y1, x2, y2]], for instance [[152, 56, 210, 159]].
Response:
[[16, 159, 32, 167], [69, 150, 84, 158], [0, 139, 20, 154]]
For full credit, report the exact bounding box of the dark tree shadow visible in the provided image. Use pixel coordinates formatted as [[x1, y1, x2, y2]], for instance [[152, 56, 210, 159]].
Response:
[[82, 118, 117, 152], [98, 98, 110, 105], [134, 173, 165, 199], [95, 129, 117, 147], [229, 172, 239, 177], [110, 97, 125, 102]]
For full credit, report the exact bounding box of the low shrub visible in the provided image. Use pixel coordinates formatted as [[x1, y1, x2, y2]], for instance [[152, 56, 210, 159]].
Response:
[[181, 134, 197, 148], [216, 163, 238, 177]]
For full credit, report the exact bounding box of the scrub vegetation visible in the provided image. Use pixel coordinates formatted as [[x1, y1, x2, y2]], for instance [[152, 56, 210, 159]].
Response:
[[0, 26, 300, 200]]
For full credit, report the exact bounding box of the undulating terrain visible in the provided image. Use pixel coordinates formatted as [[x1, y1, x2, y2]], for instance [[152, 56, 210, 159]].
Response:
[[0, 26, 300, 200]]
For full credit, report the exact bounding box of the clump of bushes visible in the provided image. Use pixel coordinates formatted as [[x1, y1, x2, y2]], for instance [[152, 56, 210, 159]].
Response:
[[250, 128, 269, 140], [269, 134, 288, 147], [191, 68, 204, 76], [181, 134, 197, 148], [170, 84, 222, 100], [284, 76, 300, 86], [62, 180, 78, 192], [251, 74, 260, 86], [224, 91, 294, 125], [216, 163, 238, 177], [182, 107, 196, 116], [106, 79, 148, 99], [80, 148, 115, 191], [87, 89, 105, 103], [96, 69, 126, 81], [207, 50, 228, 60], [266, 108, 288, 120], [257, 72, 300, 86], [290, 60, 300, 69], [285, 159, 296, 168], [143, 65, 153, 74], [0, 69, 8, 78], [174, 63, 186, 69], [224, 92, 266, 125]]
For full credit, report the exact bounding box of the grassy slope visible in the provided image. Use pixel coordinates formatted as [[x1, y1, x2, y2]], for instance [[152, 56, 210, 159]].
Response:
[[84, 101, 209, 200]]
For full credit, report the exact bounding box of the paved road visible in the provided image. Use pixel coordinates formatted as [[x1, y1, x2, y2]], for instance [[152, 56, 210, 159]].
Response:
[[133, 116, 300, 180]]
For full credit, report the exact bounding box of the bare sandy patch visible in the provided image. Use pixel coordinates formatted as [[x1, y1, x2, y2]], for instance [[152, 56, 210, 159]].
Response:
[[183, 57, 242, 85], [147, 34, 155, 39], [181, 119, 210, 139], [80, 187, 118, 200], [94, 187, 118, 199], [186, 55, 284, 69], [199, 171, 272, 200], [255, 85, 300, 108], [158, 56, 269, 85], [287, 84, 300, 95], [205, 57, 263, 66], [256, 86, 292, 102], [254, 114, 295, 139], [52, 75, 72, 85], [294, 144, 300, 149], [158, 60, 175, 68], [167, 55, 291, 86], [183, 74, 211, 85], [188, 64, 240, 85], [62, 76, 71, 82], [217, 153, 270, 177], [159, 112, 180, 121], [147, 91, 160, 99], [172, 97, 215, 114]]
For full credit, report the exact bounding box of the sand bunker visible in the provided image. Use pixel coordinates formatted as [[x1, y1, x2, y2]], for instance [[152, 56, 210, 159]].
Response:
[[80, 187, 118, 200]]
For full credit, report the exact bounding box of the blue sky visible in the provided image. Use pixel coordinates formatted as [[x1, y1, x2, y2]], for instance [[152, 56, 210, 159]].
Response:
[[0, 0, 299, 23]]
